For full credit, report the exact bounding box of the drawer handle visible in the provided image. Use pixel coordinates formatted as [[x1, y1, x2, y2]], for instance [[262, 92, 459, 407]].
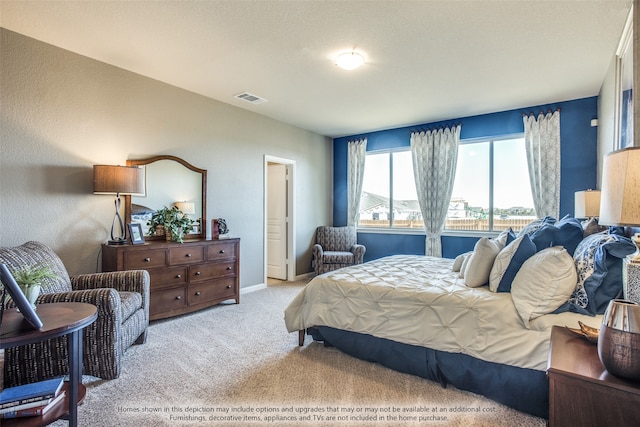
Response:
[[195, 291, 201, 296], [219, 250, 225, 254], [186, 253, 192, 257], [226, 267, 232, 270], [175, 296, 182, 300], [195, 271, 201, 276], [176, 274, 182, 279], [226, 285, 232, 289], [144, 257, 151, 262]]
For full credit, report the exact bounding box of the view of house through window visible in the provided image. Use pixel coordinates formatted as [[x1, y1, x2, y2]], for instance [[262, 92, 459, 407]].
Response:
[[358, 136, 535, 232]]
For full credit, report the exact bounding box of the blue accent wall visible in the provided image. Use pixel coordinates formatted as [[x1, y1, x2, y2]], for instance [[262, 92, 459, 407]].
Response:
[[334, 97, 599, 260]]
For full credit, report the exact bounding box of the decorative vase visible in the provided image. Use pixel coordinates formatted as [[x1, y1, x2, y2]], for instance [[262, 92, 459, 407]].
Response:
[[19, 284, 41, 311], [597, 299, 640, 380]]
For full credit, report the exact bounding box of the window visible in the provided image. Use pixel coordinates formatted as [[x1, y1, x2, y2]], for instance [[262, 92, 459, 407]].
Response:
[[358, 136, 535, 233], [447, 136, 535, 232], [358, 150, 421, 229]]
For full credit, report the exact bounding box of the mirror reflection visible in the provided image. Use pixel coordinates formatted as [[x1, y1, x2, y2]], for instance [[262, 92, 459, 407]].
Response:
[[125, 156, 207, 240]]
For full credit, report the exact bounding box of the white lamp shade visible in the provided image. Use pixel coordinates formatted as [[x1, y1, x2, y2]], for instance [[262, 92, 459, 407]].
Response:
[[575, 190, 601, 218], [599, 148, 640, 226], [174, 201, 195, 215]]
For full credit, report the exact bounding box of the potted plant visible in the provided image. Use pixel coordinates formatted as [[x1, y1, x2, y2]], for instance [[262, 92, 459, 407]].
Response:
[[147, 206, 195, 243], [12, 264, 57, 310]]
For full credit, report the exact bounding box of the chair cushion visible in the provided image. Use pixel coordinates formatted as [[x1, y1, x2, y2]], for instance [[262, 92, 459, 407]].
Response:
[[119, 291, 143, 320], [0, 241, 72, 293], [322, 251, 355, 264]]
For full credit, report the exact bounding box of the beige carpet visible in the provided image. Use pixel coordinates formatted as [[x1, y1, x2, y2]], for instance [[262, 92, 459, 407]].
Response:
[[55, 282, 545, 426]]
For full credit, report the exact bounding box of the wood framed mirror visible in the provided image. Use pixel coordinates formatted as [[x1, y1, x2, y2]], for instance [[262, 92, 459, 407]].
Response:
[[124, 155, 207, 241]]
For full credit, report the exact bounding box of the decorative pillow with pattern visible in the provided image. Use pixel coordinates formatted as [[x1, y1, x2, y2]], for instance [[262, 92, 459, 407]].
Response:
[[489, 234, 537, 293], [554, 232, 637, 315]]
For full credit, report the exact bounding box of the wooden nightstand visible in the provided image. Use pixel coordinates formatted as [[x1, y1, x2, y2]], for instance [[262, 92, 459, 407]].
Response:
[[547, 325, 640, 427]]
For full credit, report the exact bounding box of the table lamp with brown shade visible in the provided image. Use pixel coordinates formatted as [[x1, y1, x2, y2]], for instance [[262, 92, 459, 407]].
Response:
[[93, 165, 144, 245]]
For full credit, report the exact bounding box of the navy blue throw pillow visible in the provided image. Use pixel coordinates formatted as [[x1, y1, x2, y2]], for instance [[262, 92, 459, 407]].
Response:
[[530, 215, 584, 256]]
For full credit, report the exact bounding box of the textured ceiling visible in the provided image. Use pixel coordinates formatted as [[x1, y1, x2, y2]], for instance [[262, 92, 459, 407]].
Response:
[[0, 0, 633, 137]]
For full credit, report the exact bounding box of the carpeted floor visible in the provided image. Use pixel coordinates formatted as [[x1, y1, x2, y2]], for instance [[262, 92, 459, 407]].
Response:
[[54, 281, 545, 426]]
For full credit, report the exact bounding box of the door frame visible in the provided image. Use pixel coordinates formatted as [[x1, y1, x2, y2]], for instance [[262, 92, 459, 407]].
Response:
[[263, 155, 296, 284]]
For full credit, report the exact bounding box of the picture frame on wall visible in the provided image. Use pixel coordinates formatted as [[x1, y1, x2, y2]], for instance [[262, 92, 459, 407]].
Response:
[[127, 223, 145, 245]]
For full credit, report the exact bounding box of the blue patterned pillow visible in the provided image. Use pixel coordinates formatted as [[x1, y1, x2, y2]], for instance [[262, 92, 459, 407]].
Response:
[[555, 232, 637, 315], [530, 215, 584, 256]]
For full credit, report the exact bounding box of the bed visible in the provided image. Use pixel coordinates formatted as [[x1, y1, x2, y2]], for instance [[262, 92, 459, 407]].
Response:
[[284, 218, 637, 419]]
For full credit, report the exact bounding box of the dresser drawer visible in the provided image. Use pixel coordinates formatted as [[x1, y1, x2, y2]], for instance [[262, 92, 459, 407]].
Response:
[[207, 242, 237, 261], [188, 278, 237, 305], [169, 245, 205, 265], [189, 261, 236, 282], [150, 286, 187, 317], [148, 266, 188, 290], [123, 249, 167, 269]]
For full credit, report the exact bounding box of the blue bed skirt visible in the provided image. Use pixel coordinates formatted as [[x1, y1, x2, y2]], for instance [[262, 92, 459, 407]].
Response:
[[310, 326, 548, 419]]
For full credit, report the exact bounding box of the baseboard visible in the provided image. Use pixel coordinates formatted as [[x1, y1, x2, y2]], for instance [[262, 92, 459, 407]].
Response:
[[295, 272, 314, 281], [240, 283, 267, 294]]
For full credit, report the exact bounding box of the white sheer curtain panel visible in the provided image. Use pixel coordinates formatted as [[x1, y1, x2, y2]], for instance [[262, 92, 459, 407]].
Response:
[[411, 125, 460, 257], [347, 138, 367, 227], [523, 110, 561, 219]]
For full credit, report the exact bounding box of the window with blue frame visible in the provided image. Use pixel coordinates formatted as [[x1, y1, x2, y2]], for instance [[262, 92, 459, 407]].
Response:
[[358, 136, 534, 232]]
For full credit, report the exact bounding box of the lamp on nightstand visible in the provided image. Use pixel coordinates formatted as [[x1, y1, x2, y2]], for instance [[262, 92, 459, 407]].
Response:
[[599, 147, 640, 302], [94, 165, 145, 245], [597, 147, 640, 381]]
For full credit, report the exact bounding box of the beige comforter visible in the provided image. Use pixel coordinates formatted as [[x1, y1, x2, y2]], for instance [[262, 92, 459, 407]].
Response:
[[285, 255, 601, 371]]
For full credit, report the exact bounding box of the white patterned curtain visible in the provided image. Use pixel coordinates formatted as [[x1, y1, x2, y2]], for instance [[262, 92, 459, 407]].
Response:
[[523, 110, 560, 219], [347, 138, 367, 227], [411, 125, 460, 257]]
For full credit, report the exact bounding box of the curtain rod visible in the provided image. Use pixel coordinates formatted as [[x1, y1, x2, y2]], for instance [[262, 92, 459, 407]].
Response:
[[347, 137, 367, 144], [411, 122, 461, 134], [522, 108, 560, 118]]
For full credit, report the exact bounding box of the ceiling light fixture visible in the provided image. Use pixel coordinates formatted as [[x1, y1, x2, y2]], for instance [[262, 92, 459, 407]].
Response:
[[335, 51, 364, 70]]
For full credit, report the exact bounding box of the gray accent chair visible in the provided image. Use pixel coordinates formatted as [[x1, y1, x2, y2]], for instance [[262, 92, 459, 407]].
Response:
[[312, 226, 366, 275], [0, 241, 150, 387]]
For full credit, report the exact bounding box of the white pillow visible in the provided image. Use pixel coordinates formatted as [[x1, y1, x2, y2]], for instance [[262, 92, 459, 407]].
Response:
[[464, 237, 503, 288], [452, 251, 472, 272], [458, 252, 471, 278], [511, 246, 577, 327]]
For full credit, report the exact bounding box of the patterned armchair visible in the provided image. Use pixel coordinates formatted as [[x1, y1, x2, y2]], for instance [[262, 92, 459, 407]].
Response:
[[0, 241, 150, 387], [312, 226, 366, 275]]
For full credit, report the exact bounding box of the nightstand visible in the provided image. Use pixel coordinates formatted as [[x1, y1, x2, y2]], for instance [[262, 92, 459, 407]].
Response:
[[547, 325, 640, 427]]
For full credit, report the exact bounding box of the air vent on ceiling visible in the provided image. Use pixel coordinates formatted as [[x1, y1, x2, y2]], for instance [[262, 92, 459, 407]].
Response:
[[235, 92, 268, 105]]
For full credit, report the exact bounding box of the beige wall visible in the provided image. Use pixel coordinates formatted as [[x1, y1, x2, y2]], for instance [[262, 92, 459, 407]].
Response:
[[0, 28, 332, 286]]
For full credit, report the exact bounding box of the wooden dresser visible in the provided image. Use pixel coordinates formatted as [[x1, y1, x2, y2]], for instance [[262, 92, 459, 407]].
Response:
[[547, 325, 640, 427], [102, 238, 239, 320]]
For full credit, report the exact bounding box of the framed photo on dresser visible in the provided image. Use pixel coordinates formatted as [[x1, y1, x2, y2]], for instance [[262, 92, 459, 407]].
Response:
[[127, 223, 145, 245]]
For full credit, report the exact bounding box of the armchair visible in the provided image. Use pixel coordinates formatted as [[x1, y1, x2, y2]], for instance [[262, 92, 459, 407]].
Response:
[[0, 241, 149, 387], [312, 226, 366, 275]]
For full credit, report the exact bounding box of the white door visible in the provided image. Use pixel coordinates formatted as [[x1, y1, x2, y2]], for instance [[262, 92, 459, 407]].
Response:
[[267, 163, 287, 280]]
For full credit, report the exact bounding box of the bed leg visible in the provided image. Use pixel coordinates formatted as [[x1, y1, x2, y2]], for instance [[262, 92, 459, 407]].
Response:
[[298, 329, 305, 346]]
